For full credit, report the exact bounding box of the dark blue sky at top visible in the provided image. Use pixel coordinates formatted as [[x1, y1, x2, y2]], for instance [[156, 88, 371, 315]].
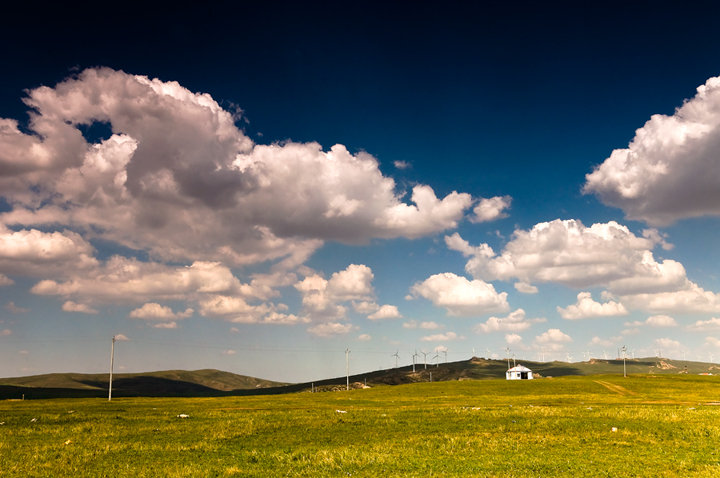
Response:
[[3, 1, 720, 234]]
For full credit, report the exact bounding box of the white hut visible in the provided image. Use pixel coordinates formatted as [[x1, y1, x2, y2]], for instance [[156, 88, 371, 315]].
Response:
[[506, 364, 534, 380]]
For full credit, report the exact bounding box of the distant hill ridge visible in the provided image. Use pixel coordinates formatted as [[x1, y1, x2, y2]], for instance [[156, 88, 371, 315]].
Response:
[[1, 358, 718, 399], [0, 369, 286, 399]]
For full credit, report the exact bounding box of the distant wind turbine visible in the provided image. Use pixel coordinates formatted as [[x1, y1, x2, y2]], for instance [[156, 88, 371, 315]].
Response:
[[108, 335, 116, 401], [392, 350, 400, 369], [412, 350, 419, 372]]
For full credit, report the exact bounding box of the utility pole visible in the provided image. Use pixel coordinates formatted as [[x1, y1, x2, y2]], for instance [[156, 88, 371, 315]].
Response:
[[345, 348, 350, 391], [108, 335, 116, 401]]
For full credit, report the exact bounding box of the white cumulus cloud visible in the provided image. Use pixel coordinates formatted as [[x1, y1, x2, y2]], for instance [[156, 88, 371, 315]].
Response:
[[62, 301, 98, 314], [585, 75, 720, 226], [0, 68, 473, 272], [409, 272, 509, 317], [367, 304, 402, 320], [474, 309, 546, 333], [557, 292, 628, 320], [687, 317, 720, 331], [536, 329, 572, 344], [129, 303, 193, 321], [470, 195, 512, 223], [448, 219, 720, 314], [421, 332, 461, 342], [307, 322, 355, 337], [625, 315, 677, 328]]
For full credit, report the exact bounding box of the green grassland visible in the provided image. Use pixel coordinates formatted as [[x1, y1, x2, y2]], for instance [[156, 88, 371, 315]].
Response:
[[2, 375, 720, 477]]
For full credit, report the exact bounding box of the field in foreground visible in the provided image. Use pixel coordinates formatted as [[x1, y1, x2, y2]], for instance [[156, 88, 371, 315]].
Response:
[[1, 375, 720, 477]]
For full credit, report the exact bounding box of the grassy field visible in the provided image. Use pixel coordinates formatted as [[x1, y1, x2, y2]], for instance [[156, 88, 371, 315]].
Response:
[[1, 375, 719, 477]]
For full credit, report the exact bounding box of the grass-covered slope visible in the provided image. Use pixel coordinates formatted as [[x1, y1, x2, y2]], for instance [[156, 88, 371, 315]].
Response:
[[0, 369, 286, 399]]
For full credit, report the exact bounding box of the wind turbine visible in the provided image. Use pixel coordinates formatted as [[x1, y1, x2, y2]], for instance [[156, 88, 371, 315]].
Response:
[[621, 345, 627, 378], [412, 350, 419, 372], [392, 350, 400, 369], [421, 351, 428, 369], [433, 353, 439, 367], [505, 347, 511, 370], [108, 335, 116, 401]]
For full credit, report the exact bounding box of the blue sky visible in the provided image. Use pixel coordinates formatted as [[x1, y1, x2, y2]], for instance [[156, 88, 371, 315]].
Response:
[[3, 2, 720, 382]]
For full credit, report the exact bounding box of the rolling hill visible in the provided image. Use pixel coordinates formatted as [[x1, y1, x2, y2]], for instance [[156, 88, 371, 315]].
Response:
[[2, 357, 718, 399], [0, 369, 286, 399]]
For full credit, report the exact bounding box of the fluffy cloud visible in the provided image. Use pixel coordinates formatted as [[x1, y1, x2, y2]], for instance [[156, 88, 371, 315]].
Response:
[[62, 301, 98, 314], [687, 317, 720, 331], [625, 315, 678, 328], [129, 303, 193, 321], [470, 195, 512, 223], [585, 76, 720, 226], [420, 331, 461, 342], [0, 68, 472, 271], [655, 337, 682, 353], [514, 282, 538, 294], [1, 329, 12, 337], [307, 322, 355, 337], [505, 333, 522, 345], [535, 329, 572, 345], [0, 226, 98, 278], [295, 264, 375, 321], [620, 283, 720, 314], [198, 295, 303, 325], [450, 220, 681, 291], [409, 272, 509, 316], [31, 258, 244, 304], [358, 333, 372, 341], [0, 274, 13, 286], [367, 305, 402, 320], [448, 219, 720, 314], [474, 309, 545, 333], [557, 292, 628, 320]]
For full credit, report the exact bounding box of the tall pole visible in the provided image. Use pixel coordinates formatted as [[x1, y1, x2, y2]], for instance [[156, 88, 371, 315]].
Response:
[[108, 335, 116, 401], [622, 345, 627, 378], [345, 348, 350, 391]]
